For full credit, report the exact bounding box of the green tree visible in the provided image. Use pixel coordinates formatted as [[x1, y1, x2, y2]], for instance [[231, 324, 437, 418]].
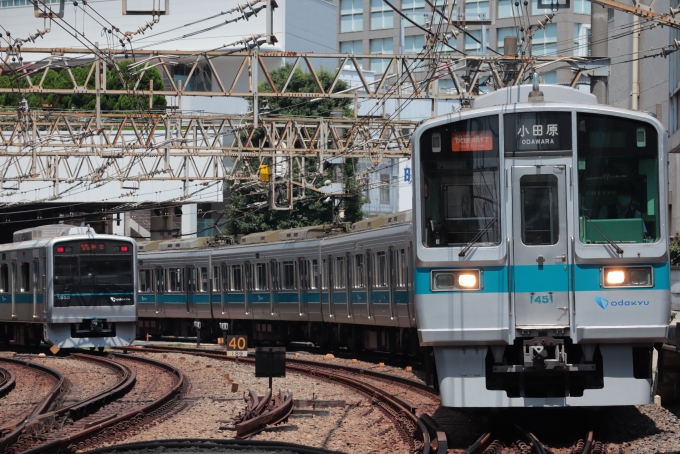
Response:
[[0, 61, 166, 110], [225, 63, 365, 236]]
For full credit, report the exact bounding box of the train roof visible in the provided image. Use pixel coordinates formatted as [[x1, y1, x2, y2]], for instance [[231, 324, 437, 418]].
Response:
[[137, 210, 413, 254]]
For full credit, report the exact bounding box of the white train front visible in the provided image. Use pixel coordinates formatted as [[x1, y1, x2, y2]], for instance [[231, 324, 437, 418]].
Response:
[[0, 225, 137, 348], [412, 85, 671, 407]]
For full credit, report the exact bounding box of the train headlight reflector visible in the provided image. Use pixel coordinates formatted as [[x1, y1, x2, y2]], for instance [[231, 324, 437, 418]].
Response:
[[629, 268, 650, 285], [431, 270, 481, 291], [605, 270, 625, 285], [458, 273, 477, 288]]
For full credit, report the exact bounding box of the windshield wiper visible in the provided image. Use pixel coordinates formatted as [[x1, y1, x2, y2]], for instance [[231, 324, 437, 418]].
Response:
[[459, 218, 498, 257], [583, 216, 624, 255]]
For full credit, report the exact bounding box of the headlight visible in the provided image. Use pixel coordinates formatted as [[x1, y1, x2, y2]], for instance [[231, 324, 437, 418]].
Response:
[[602, 266, 653, 288], [605, 270, 625, 285], [458, 273, 477, 288], [431, 270, 481, 291]]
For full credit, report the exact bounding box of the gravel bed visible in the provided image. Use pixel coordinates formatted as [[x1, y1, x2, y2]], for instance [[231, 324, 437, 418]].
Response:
[[0, 355, 58, 426], [29, 355, 121, 409], [87, 352, 410, 454]]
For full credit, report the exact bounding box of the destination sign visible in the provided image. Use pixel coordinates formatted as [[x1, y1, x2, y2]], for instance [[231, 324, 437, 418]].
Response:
[[451, 131, 494, 152], [504, 112, 572, 154]]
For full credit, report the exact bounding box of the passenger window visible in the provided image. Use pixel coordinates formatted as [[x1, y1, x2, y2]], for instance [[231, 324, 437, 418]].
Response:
[[221, 264, 228, 291], [321, 259, 328, 290], [298, 259, 308, 290], [374, 252, 388, 287], [231, 265, 243, 291], [521, 175, 559, 245], [255, 263, 268, 291], [311, 260, 319, 290], [397, 249, 407, 288], [168, 268, 184, 292], [213, 266, 221, 292], [353, 255, 365, 288], [334, 257, 345, 290], [19, 262, 30, 293], [139, 269, 154, 292], [0, 264, 8, 293], [197, 267, 208, 292], [281, 261, 296, 290]]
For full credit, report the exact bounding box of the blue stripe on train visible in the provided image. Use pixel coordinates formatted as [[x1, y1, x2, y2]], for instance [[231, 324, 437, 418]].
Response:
[[414, 262, 670, 295]]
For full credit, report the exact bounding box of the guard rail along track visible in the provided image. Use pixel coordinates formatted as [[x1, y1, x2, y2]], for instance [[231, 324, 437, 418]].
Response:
[[234, 388, 294, 439], [113, 345, 445, 454], [0, 366, 16, 399], [7, 353, 184, 454]]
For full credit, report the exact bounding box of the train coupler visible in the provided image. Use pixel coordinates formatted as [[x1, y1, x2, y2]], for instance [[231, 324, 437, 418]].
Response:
[[493, 337, 596, 373]]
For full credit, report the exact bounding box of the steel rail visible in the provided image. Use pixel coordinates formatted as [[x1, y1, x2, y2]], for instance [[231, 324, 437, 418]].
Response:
[[114, 345, 432, 453], [78, 438, 344, 454], [235, 388, 294, 439], [0, 366, 16, 398], [19, 353, 184, 454], [0, 354, 135, 453]]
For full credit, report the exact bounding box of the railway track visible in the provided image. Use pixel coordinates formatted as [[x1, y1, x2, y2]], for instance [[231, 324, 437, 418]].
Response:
[[465, 425, 599, 454], [0, 353, 184, 454], [0, 365, 16, 398], [113, 345, 444, 453]]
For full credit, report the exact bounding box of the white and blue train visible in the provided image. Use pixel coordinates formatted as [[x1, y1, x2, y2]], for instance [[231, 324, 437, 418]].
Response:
[[135, 83, 672, 408], [412, 84, 671, 406], [136, 212, 418, 353], [0, 225, 137, 348]]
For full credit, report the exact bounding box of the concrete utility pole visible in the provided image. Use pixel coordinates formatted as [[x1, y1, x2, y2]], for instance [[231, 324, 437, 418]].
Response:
[[591, 3, 609, 104]]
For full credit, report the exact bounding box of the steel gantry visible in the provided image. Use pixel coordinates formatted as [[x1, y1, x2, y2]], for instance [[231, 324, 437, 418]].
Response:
[[0, 110, 417, 190]]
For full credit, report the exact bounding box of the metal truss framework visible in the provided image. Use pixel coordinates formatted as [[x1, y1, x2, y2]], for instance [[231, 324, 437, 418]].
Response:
[[0, 47, 602, 101], [590, 0, 680, 29], [0, 110, 417, 189]]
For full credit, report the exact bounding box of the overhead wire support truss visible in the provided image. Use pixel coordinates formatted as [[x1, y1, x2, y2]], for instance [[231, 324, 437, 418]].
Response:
[[0, 47, 604, 100], [590, 0, 680, 29], [0, 111, 417, 186]]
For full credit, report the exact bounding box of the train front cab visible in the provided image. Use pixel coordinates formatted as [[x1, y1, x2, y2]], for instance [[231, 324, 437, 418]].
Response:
[[413, 86, 670, 407]]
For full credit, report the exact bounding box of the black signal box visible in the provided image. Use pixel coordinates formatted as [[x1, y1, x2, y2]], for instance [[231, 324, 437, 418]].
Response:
[[255, 346, 286, 379]]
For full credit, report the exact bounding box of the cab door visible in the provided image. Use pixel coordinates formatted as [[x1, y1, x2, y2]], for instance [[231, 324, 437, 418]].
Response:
[[512, 165, 570, 329]]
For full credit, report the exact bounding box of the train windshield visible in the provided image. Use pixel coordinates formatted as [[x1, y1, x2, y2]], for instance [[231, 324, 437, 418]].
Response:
[[53, 241, 134, 307], [419, 115, 501, 247], [576, 113, 660, 243]]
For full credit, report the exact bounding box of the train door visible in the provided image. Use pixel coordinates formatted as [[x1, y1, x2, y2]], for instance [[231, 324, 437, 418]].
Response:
[[10, 258, 16, 318], [155, 267, 165, 314], [185, 265, 195, 315], [511, 165, 570, 329], [32, 255, 39, 319]]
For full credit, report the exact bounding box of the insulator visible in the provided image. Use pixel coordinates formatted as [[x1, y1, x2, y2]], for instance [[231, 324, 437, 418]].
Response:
[[671, 6, 680, 18]]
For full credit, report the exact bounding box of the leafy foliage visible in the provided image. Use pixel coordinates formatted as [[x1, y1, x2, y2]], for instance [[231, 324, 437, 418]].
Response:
[[225, 64, 365, 236], [671, 237, 680, 266], [0, 61, 166, 110]]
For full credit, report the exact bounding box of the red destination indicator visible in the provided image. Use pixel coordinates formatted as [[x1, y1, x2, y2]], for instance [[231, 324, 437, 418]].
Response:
[[451, 131, 493, 152]]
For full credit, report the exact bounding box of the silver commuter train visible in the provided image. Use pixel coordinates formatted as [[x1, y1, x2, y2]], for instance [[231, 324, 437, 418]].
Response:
[[0, 225, 137, 348], [412, 84, 671, 407], [136, 212, 418, 351]]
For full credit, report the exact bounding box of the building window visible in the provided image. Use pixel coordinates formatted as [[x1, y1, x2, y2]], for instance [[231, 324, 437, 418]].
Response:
[[371, 0, 393, 30], [404, 35, 425, 53], [573, 23, 591, 57], [380, 174, 391, 204], [573, 0, 591, 14], [532, 0, 554, 14], [498, 0, 520, 18], [465, 29, 490, 53], [540, 71, 557, 84], [608, 7, 614, 20], [341, 0, 363, 33], [402, 0, 425, 25], [370, 38, 394, 74], [465, 0, 490, 19], [340, 40, 363, 67], [497, 27, 519, 55], [532, 23, 557, 57]]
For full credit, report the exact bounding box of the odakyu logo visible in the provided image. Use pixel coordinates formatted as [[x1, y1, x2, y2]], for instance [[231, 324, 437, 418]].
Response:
[[594, 296, 650, 309]]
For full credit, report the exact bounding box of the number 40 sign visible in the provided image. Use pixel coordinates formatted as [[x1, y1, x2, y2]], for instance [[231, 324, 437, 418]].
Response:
[[226, 335, 248, 357]]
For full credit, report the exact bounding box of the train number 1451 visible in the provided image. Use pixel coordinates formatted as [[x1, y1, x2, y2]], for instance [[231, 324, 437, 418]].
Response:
[[530, 293, 553, 304]]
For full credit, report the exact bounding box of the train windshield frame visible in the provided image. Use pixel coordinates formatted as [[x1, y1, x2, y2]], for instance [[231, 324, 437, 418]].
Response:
[[576, 113, 660, 244], [418, 114, 501, 248], [53, 240, 134, 307]]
